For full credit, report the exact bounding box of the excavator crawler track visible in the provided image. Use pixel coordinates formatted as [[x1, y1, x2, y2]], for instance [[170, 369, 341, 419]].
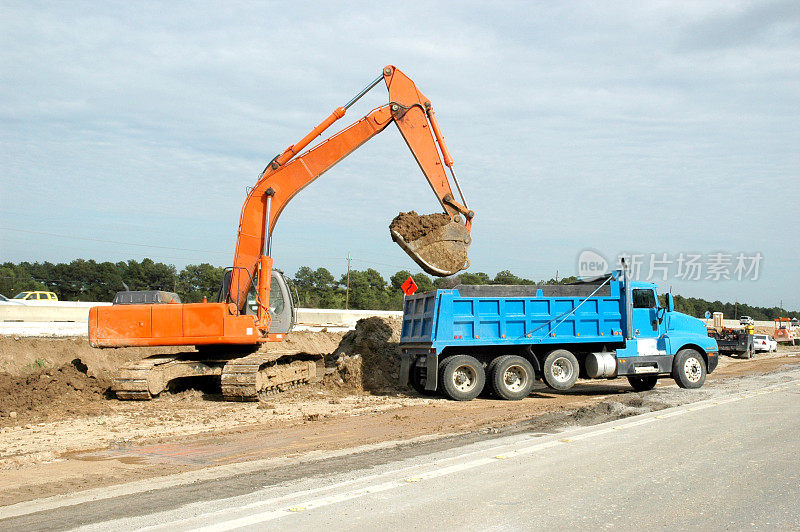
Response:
[[221, 350, 323, 402], [112, 354, 224, 400], [112, 349, 324, 401]]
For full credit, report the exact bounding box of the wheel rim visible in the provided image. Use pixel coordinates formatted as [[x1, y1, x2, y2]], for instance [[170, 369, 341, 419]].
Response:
[[451, 364, 477, 392], [503, 365, 528, 392], [551, 357, 574, 383], [683, 357, 702, 382]]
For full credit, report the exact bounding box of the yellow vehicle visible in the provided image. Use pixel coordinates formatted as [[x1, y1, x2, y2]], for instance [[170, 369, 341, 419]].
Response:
[[13, 291, 58, 301]]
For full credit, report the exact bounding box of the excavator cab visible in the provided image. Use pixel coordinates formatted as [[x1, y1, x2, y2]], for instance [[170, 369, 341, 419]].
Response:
[[238, 270, 294, 335]]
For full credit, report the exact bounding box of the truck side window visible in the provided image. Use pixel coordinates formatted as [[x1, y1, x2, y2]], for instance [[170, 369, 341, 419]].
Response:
[[633, 289, 656, 309]]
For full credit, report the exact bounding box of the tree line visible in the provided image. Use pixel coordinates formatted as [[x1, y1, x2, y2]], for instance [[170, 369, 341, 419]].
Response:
[[0, 259, 794, 320]]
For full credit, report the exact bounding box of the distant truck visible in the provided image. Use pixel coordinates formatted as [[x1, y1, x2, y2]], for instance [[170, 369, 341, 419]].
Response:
[[708, 328, 755, 359], [399, 269, 719, 401]]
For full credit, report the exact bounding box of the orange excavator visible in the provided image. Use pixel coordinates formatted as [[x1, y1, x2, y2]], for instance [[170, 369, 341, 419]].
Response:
[[89, 65, 473, 400]]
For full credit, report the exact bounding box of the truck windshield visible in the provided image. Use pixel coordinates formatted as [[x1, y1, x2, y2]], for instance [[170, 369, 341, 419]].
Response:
[[633, 289, 656, 309]]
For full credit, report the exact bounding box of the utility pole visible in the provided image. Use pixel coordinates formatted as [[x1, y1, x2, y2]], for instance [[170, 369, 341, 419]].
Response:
[[345, 252, 351, 310], [555, 270, 559, 283]]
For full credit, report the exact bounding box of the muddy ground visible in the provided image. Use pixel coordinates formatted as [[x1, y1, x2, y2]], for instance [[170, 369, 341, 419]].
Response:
[[0, 319, 798, 507]]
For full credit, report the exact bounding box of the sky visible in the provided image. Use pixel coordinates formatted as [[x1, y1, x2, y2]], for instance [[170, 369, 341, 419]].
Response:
[[1, 1, 798, 309]]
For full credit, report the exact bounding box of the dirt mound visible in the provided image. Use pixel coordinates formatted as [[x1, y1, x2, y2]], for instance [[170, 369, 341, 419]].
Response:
[[0, 336, 193, 380], [325, 317, 403, 393], [0, 359, 111, 427], [390, 211, 451, 242]]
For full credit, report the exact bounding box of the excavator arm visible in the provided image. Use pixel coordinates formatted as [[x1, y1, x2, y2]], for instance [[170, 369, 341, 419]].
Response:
[[229, 65, 473, 324]]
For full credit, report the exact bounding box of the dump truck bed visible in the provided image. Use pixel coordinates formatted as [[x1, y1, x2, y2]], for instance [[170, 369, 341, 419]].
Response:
[[400, 280, 626, 353]]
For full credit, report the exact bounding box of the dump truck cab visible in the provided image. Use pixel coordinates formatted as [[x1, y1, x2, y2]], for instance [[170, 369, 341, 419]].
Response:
[[616, 280, 718, 376]]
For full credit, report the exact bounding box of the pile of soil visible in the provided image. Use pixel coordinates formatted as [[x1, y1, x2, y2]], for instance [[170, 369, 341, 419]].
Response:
[[325, 317, 403, 394], [389, 211, 451, 242], [0, 336, 192, 380], [0, 359, 111, 427]]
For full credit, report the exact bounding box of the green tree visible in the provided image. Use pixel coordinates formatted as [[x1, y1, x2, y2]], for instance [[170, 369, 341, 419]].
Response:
[[177, 263, 225, 302], [342, 268, 389, 310], [459, 271, 490, 285]]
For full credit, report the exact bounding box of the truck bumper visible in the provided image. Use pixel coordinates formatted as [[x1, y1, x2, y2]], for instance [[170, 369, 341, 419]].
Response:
[[616, 355, 673, 377]]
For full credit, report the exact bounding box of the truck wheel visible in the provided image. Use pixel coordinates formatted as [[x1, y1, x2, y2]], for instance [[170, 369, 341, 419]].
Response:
[[542, 349, 579, 391], [627, 375, 658, 392], [490, 355, 535, 400], [439, 355, 485, 401], [673, 349, 706, 389], [409, 364, 437, 396]]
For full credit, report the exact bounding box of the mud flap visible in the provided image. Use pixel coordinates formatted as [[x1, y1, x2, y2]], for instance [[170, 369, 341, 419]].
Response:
[[425, 353, 439, 391], [399, 353, 412, 386]]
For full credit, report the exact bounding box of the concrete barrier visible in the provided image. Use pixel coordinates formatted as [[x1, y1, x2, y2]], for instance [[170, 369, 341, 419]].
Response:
[[295, 308, 402, 329], [0, 322, 88, 337], [12, 301, 111, 308], [0, 305, 94, 323]]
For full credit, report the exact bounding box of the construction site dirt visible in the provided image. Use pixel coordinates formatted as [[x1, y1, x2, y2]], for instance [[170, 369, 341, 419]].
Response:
[[0, 318, 798, 507], [389, 211, 452, 242]]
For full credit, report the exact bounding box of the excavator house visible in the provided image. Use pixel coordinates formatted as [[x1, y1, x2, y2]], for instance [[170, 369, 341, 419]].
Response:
[[88, 65, 474, 401]]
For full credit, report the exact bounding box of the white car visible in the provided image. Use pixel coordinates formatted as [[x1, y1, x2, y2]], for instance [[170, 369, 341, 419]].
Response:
[[752, 334, 777, 353], [739, 316, 754, 325], [0, 294, 24, 305]]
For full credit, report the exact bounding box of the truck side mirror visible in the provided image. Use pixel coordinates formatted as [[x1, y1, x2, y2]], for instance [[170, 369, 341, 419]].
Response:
[[666, 293, 674, 312]]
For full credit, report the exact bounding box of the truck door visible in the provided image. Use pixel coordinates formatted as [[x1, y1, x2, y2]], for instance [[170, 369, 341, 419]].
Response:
[[632, 288, 660, 339]]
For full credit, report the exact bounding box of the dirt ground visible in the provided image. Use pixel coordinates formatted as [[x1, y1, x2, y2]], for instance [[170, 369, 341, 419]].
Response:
[[0, 319, 798, 507]]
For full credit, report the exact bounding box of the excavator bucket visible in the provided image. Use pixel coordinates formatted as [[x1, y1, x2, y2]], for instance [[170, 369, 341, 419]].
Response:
[[390, 212, 471, 277]]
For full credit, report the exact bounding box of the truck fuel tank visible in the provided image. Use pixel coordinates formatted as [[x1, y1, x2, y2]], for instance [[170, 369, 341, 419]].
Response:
[[585, 352, 617, 379]]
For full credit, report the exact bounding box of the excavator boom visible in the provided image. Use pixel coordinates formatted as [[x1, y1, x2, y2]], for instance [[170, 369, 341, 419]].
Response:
[[229, 65, 472, 315]]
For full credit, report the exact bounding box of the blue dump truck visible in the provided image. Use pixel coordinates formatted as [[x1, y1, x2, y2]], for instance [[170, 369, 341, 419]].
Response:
[[399, 269, 719, 401]]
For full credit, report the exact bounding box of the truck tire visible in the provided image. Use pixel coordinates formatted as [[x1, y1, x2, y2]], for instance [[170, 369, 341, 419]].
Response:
[[439, 355, 485, 401], [542, 349, 579, 391], [490, 355, 535, 400], [627, 375, 658, 392], [409, 364, 437, 396], [673, 348, 706, 389]]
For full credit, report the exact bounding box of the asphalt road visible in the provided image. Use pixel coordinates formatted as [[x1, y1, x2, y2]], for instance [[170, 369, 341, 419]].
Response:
[[4, 369, 800, 531]]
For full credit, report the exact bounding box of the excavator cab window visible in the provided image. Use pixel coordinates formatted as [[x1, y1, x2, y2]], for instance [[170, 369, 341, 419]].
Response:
[[246, 290, 259, 315], [268, 270, 294, 334], [269, 283, 284, 315]]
